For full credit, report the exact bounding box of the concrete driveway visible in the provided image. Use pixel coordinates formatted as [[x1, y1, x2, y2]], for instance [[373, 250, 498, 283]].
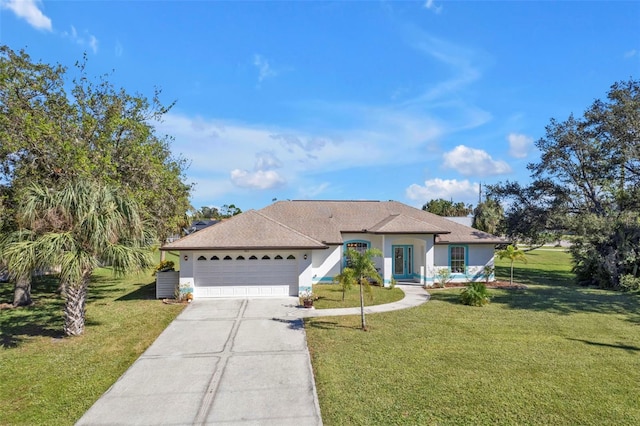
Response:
[[77, 298, 322, 426]]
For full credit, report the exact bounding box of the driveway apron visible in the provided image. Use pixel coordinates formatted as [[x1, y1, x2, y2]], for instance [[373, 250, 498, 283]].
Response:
[[77, 298, 323, 426]]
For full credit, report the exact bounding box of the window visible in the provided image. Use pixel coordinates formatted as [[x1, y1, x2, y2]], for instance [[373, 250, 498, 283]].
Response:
[[346, 241, 369, 255], [223, 255, 232, 260], [287, 255, 296, 260], [249, 255, 258, 260], [274, 255, 283, 259], [344, 240, 370, 267], [450, 246, 466, 274], [211, 256, 219, 260], [262, 255, 271, 260], [197, 256, 206, 261], [236, 255, 245, 260]]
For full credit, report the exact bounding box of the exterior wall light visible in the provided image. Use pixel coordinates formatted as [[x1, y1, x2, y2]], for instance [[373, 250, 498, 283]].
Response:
[[304, 254, 308, 260], [184, 255, 188, 261]]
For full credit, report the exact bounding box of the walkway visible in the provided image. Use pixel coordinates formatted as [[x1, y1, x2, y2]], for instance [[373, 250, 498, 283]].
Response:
[[282, 284, 430, 319], [76, 285, 430, 425]]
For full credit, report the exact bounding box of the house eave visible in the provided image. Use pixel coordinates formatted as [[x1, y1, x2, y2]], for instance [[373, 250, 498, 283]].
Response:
[[435, 240, 506, 245], [161, 245, 329, 251]]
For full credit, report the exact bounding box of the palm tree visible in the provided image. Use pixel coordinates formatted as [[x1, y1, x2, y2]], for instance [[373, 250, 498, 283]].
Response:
[[497, 245, 527, 286], [4, 180, 154, 336], [333, 248, 382, 330]]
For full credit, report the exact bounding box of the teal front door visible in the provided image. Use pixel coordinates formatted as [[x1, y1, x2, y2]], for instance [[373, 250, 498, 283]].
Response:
[[392, 245, 413, 280]]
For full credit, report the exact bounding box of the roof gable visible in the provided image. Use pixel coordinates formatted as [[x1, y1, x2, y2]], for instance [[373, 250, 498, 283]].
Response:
[[368, 214, 449, 234], [164, 210, 327, 250]]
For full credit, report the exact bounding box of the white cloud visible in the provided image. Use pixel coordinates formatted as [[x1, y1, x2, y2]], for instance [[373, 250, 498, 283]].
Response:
[[423, 0, 442, 14], [230, 169, 286, 190], [406, 178, 479, 205], [61, 25, 99, 54], [507, 133, 533, 158], [1, 0, 51, 31], [115, 41, 124, 57], [443, 145, 512, 177], [253, 54, 277, 84], [624, 49, 638, 59], [231, 151, 286, 190]]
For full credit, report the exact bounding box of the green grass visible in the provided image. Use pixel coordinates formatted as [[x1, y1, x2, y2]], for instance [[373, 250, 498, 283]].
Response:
[[306, 249, 640, 425], [312, 283, 405, 309], [0, 253, 184, 425]]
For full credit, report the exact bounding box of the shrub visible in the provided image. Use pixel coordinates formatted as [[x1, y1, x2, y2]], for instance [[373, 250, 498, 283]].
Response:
[[435, 268, 452, 288], [152, 260, 175, 275], [619, 274, 640, 292], [460, 282, 491, 306]]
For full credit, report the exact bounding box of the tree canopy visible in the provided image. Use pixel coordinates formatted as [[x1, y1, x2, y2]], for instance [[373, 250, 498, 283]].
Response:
[[489, 78, 640, 290], [0, 45, 192, 242], [422, 198, 473, 217], [472, 198, 504, 235], [0, 45, 192, 306]]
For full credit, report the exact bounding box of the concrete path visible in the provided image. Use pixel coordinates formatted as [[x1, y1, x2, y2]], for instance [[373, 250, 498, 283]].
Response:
[[289, 284, 430, 318], [77, 285, 429, 425]]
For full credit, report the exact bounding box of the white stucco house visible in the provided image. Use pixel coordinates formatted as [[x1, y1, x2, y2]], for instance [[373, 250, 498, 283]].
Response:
[[161, 200, 506, 298]]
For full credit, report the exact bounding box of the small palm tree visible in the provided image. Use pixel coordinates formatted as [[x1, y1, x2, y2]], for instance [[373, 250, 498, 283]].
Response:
[[333, 248, 382, 330], [497, 245, 527, 286], [4, 180, 154, 336]]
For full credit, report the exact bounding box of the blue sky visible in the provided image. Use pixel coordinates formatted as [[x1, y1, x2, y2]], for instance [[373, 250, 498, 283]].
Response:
[[2, 1, 639, 212]]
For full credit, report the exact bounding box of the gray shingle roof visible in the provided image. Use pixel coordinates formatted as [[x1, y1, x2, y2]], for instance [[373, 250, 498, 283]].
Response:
[[163, 200, 507, 250], [163, 209, 328, 250]]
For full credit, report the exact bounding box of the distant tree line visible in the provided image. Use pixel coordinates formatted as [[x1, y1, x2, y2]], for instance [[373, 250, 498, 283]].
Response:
[[193, 204, 242, 220]]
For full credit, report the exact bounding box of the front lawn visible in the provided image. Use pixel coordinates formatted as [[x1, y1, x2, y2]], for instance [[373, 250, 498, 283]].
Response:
[[312, 283, 404, 309], [305, 250, 640, 425], [0, 254, 184, 425]]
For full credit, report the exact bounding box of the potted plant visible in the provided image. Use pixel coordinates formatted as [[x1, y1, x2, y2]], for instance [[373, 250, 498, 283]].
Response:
[[300, 290, 315, 308]]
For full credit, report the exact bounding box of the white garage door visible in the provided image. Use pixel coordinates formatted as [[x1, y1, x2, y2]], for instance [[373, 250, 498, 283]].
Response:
[[193, 253, 299, 298]]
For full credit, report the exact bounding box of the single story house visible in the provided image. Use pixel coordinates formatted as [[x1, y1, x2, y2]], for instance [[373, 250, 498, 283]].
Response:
[[161, 200, 506, 298]]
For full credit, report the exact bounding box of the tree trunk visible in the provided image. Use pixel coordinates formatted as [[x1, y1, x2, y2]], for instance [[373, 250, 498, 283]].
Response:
[[510, 261, 514, 285], [359, 278, 367, 331], [13, 274, 32, 307], [63, 278, 89, 336]]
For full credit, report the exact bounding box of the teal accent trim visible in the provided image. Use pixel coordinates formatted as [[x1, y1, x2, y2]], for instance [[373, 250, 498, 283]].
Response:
[[298, 285, 312, 296], [392, 245, 414, 279], [313, 276, 334, 284]]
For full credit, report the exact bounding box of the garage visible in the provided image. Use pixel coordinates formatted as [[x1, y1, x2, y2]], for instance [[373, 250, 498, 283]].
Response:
[[192, 252, 300, 298]]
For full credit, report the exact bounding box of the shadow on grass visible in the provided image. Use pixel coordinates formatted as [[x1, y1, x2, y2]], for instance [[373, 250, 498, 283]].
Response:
[[436, 283, 639, 320], [86, 274, 127, 302], [495, 265, 575, 287], [0, 277, 65, 348], [116, 281, 156, 301], [567, 338, 640, 353], [304, 319, 361, 331]]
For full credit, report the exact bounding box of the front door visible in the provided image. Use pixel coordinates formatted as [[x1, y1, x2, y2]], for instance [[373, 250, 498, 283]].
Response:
[[392, 245, 413, 280]]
